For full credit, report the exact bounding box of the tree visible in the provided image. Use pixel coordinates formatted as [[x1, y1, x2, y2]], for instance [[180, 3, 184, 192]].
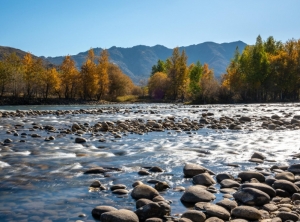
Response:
[[41, 67, 61, 99], [60, 55, 79, 99], [80, 49, 98, 99], [108, 64, 134, 99], [22, 53, 45, 98], [166, 47, 188, 100], [151, 59, 166, 76], [97, 49, 110, 100], [188, 61, 203, 100], [148, 72, 169, 99], [200, 64, 219, 103]]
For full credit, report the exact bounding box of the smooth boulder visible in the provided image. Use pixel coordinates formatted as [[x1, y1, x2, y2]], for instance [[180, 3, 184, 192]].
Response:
[[131, 184, 160, 200], [238, 171, 265, 182], [193, 173, 216, 186], [180, 185, 216, 203], [233, 187, 270, 206], [100, 209, 139, 222], [231, 206, 262, 220]]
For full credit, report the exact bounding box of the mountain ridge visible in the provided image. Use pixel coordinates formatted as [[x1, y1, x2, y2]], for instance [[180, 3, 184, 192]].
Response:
[[1, 41, 247, 84]]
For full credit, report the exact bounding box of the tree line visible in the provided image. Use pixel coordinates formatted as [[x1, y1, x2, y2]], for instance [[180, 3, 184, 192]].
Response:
[[222, 36, 300, 102], [1, 36, 300, 104], [148, 36, 300, 103], [0, 49, 141, 101]]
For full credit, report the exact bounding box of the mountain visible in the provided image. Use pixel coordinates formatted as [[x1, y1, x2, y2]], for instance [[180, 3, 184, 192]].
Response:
[[0, 41, 247, 84], [0, 46, 55, 68], [46, 41, 246, 84]]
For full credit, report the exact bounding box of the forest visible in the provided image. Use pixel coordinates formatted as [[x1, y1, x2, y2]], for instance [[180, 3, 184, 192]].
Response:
[[0, 35, 300, 104]]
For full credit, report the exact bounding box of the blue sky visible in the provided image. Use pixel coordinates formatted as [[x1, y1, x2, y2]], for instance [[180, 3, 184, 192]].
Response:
[[1, 0, 299, 57]]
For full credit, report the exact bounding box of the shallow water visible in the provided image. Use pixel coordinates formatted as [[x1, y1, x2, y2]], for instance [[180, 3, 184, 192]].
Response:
[[1, 103, 300, 221]]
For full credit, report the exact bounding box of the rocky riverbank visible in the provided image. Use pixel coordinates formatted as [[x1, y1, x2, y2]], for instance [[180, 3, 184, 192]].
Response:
[[89, 161, 300, 222], [1, 104, 300, 221]]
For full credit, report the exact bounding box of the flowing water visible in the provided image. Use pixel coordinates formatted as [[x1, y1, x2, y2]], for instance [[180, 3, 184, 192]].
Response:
[[0, 103, 300, 221]]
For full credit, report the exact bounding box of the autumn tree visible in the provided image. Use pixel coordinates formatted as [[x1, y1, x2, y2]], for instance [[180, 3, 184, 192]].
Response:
[[22, 53, 45, 98], [40, 67, 61, 99], [60, 55, 80, 99], [199, 64, 219, 103], [166, 47, 188, 100], [97, 49, 110, 100], [148, 72, 169, 99], [80, 49, 98, 99], [107, 64, 134, 99]]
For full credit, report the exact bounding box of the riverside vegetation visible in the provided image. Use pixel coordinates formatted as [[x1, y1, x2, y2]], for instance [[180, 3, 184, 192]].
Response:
[[0, 35, 300, 105]]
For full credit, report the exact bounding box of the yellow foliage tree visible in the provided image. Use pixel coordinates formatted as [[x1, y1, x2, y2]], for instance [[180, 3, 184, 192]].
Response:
[[97, 49, 110, 100]]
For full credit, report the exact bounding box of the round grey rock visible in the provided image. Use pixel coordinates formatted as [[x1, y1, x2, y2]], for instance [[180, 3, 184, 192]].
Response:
[[233, 187, 270, 206], [193, 172, 216, 186], [231, 206, 262, 220], [91, 206, 117, 220], [204, 204, 230, 220], [181, 210, 206, 222], [131, 184, 159, 200], [238, 171, 265, 182], [241, 183, 276, 198], [180, 185, 216, 203], [101, 209, 139, 222]]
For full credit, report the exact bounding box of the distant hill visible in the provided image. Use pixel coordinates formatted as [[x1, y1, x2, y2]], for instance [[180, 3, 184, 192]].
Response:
[[46, 41, 247, 84], [0, 41, 247, 84], [0, 46, 56, 68]]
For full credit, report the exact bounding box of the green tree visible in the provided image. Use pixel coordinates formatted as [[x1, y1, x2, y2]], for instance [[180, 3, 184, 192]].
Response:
[[151, 59, 166, 76]]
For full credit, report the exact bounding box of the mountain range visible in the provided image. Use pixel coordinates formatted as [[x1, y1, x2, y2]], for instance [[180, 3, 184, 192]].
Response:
[[1, 41, 247, 84]]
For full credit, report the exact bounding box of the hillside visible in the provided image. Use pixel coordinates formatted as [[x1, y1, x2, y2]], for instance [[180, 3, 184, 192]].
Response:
[[0, 46, 56, 68], [0, 41, 247, 84]]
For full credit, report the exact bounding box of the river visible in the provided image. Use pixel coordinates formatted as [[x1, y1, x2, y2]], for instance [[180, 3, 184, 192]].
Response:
[[0, 103, 300, 221]]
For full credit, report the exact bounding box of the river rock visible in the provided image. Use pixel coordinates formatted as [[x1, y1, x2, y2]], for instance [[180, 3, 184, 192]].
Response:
[[220, 179, 240, 188], [263, 203, 278, 212], [204, 204, 230, 220], [131, 184, 159, 200], [145, 218, 163, 222], [205, 217, 224, 222], [91, 205, 117, 220], [154, 181, 170, 191], [216, 199, 237, 211], [238, 171, 265, 182], [216, 173, 234, 183], [180, 185, 216, 203], [84, 167, 106, 174], [233, 187, 270, 206], [193, 173, 216, 186], [75, 137, 87, 143], [110, 184, 127, 191], [231, 206, 262, 220], [136, 199, 154, 208], [149, 166, 164, 172], [275, 172, 295, 182], [241, 183, 276, 197], [132, 181, 143, 187], [273, 180, 300, 194], [239, 116, 251, 122], [288, 164, 300, 174], [101, 209, 139, 222], [181, 210, 206, 222], [183, 163, 213, 177], [276, 212, 299, 222], [292, 193, 300, 201], [251, 152, 266, 160], [112, 189, 129, 195], [135, 202, 171, 221]]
